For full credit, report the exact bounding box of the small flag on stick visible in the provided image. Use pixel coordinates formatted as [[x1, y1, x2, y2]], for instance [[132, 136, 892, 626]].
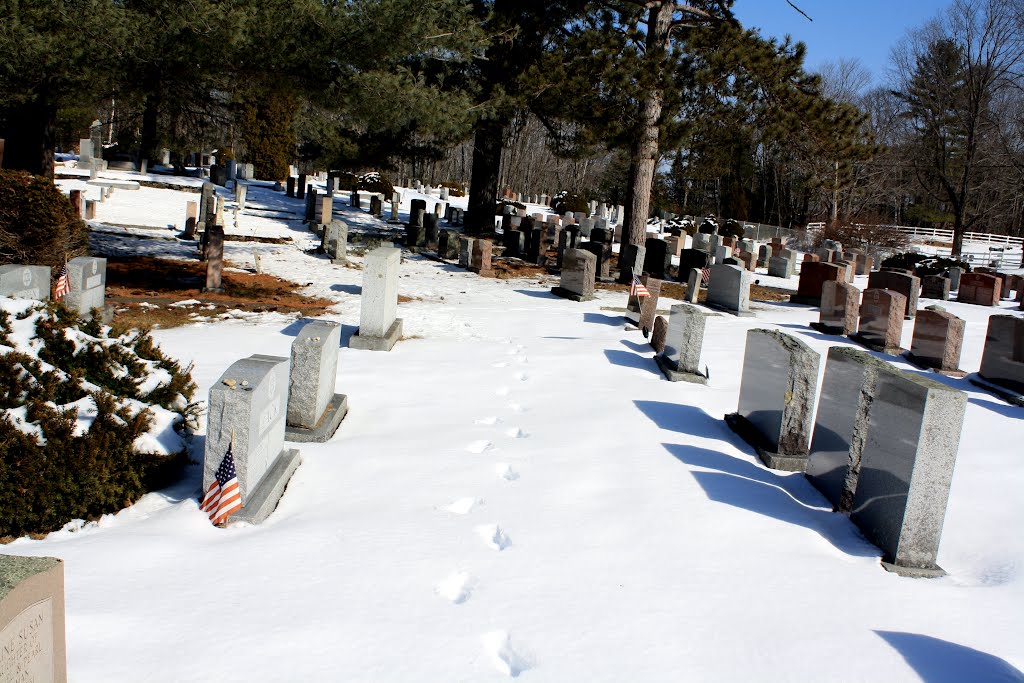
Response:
[[629, 275, 650, 298], [701, 267, 711, 285], [53, 262, 71, 300], [200, 439, 242, 526]]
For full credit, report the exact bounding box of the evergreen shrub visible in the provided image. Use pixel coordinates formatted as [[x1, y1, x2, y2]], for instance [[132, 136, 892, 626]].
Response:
[[0, 301, 196, 537], [0, 170, 89, 271]]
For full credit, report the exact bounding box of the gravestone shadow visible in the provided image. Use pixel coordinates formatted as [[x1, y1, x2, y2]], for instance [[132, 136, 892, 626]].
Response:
[[619, 338, 650, 353], [583, 312, 623, 326], [633, 401, 733, 442], [330, 284, 362, 296], [514, 289, 559, 300], [665, 443, 878, 558], [875, 631, 1024, 682], [775, 322, 852, 344], [604, 349, 661, 377]]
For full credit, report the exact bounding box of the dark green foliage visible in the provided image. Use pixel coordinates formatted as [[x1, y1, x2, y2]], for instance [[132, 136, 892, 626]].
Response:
[[239, 90, 297, 181], [0, 303, 195, 537], [552, 192, 590, 215], [880, 252, 971, 277], [0, 170, 89, 270], [720, 219, 744, 239]]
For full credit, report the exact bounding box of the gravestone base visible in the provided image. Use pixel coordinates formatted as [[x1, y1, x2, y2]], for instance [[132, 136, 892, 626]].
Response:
[[881, 560, 946, 579], [331, 257, 349, 266], [655, 355, 708, 384], [809, 322, 846, 336], [848, 332, 904, 356], [789, 294, 823, 306], [904, 353, 967, 378], [702, 301, 755, 318], [724, 412, 808, 472], [233, 448, 302, 525], [285, 394, 349, 443], [350, 318, 403, 352], [968, 375, 1024, 407], [550, 286, 593, 302], [469, 266, 495, 277], [200, 286, 225, 294]]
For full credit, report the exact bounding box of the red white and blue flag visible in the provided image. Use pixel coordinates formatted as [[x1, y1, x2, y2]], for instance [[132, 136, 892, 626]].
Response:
[[53, 263, 71, 300], [630, 275, 650, 298], [701, 267, 711, 284], [200, 442, 243, 526]]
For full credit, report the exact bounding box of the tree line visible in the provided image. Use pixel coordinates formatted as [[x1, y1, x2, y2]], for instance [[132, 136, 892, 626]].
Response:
[[4, 1, 1014, 257]]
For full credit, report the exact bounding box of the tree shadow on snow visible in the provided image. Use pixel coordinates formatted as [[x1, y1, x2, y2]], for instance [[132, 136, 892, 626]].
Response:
[[330, 283, 362, 296], [604, 349, 661, 377], [875, 631, 1024, 683], [665, 443, 879, 558]]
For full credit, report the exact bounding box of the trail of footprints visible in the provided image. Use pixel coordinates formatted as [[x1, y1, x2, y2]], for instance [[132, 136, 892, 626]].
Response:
[[435, 341, 535, 677]]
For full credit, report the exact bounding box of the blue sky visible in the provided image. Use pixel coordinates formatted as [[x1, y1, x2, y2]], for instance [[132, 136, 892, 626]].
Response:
[[732, 0, 946, 86]]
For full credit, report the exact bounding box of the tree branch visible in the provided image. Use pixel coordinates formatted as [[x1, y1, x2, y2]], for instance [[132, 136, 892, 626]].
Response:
[[785, 1, 813, 22]]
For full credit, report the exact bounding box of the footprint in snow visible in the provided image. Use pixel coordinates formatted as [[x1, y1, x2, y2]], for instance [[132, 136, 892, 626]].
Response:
[[507, 402, 526, 414], [474, 416, 501, 426], [466, 440, 494, 454], [445, 498, 482, 515], [495, 464, 519, 481], [481, 631, 532, 677], [436, 571, 475, 604], [505, 427, 529, 439], [475, 524, 512, 551], [514, 371, 529, 382]]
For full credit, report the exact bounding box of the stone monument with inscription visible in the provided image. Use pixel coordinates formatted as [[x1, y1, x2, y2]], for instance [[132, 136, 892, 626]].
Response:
[[0, 555, 67, 682], [0, 265, 50, 301]]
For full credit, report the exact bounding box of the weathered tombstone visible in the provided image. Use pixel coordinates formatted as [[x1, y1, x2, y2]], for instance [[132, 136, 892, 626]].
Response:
[[868, 270, 921, 319], [650, 315, 668, 354], [551, 249, 596, 301], [678, 248, 709, 276], [63, 257, 106, 319], [811, 280, 860, 335], [470, 239, 494, 276], [504, 229, 524, 258], [0, 265, 50, 301], [948, 266, 963, 292], [976, 315, 1024, 399], [956, 272, 1001, 306], [692, 233, 711, 253], [684, 267, 702, 304], [737, 250, 757, 272], [314, 195, 333, 225], [235, 184, 247, 211], [284, 320, 348, 443], [323, 220, 348, 264], [350, 247, 403, 352], [907, 308, 966, 376], [203, 225, 225, 293], [920, 275, 950, 301], [655, 303, 712, 383], [768, 254, 795, 279], [619, 244, 646, 283], [296, 174, 307, 199], [459, 237, 474, 268], [205, 355, 300, 525], [849, 368, 966, 576], [350, 191, 361, 209], [816, 248, 835, 263], [580, 241, 609, 280], [725, 329, 821, 471], [424, 213, 440, 246], [790, 261, 843, 305], [0, 554, 68, 682], [525, 227, 544, 264], [851, 288, 906, 354], [438, 230, 460, 260], [68, 189, 84, 219], [705, 264, 752, 316], [643, 238, 670, 279], [625, 276, 662, 335]]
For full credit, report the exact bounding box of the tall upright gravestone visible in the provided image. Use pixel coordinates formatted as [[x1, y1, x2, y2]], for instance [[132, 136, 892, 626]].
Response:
[[655, 303, 713, 383], [975, 315, 1024, 403], [205, 355, 301, 525], [725, 329, 821, 471], [551, 249, 596, 302], [805, 347, 967, 576], [0, 555, 68, 682], [285, 320, 348, 443], [705, 263, 752, 316], [64, 256, 106, 319], [868, 270, 920, 319], [350, 247, 403, 352]]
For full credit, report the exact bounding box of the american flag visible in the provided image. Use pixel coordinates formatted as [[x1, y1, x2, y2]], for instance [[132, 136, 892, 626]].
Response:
[[630, 275, 650, 298], [701, 267, 711, 284], [200, 442, 243, 526], [53, 263, 71, 300]]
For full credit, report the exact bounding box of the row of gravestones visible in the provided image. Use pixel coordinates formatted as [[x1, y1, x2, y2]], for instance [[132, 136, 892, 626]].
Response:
[[0, 258, 107, 319], [722, 329, 967, 578]]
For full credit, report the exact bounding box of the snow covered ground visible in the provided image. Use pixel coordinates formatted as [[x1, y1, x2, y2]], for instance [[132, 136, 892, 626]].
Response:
[[5, 175, 1024, 681]]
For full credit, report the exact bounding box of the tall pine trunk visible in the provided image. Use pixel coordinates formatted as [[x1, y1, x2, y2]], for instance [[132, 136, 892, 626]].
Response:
[[466, 116, 506, 235], [139, 75, 162, 165], [619, 3, 672, 280], [1, 97, 56, 177]]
